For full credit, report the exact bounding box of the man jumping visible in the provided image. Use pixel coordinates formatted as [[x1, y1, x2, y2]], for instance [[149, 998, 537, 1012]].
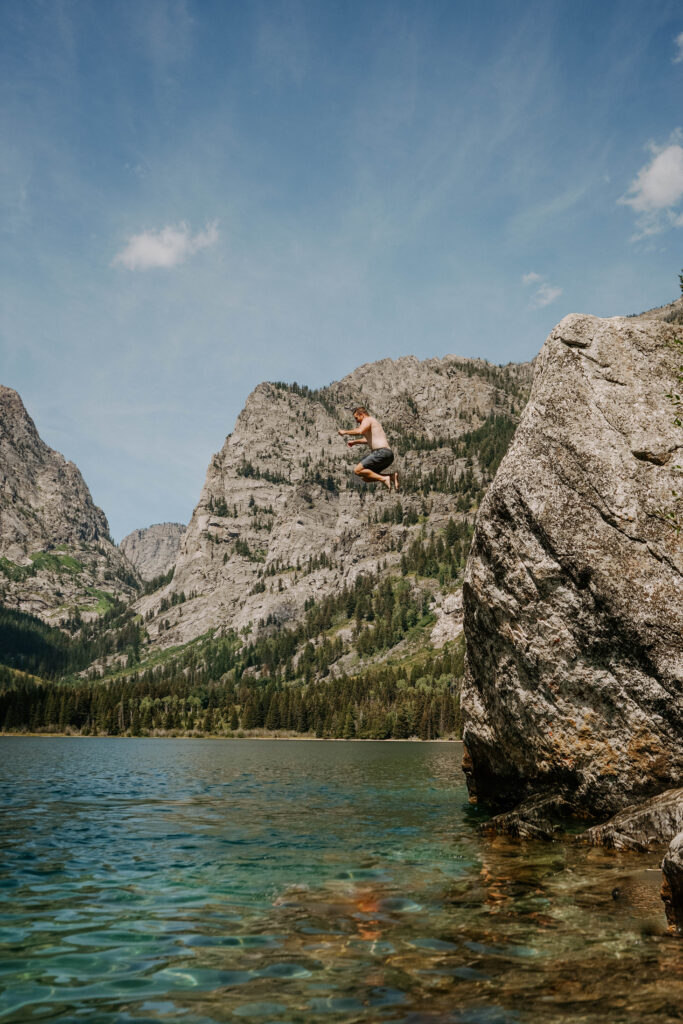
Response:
[[338, 406, 399, 491]]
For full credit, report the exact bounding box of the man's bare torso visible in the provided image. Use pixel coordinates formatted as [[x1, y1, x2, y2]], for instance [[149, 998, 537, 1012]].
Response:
[[360, 416, 389, 451]]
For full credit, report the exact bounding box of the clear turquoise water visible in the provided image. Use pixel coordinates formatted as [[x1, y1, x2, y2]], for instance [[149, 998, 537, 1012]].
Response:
[[0, 738, 680, 1024]]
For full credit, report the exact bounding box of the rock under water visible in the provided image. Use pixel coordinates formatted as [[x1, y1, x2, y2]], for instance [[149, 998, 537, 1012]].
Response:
[[581, 788, 683, 852], [662, 831, 683, 934]]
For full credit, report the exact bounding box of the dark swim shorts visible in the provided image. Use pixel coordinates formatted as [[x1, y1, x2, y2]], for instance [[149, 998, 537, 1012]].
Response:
[[360, 447, 394, 473]]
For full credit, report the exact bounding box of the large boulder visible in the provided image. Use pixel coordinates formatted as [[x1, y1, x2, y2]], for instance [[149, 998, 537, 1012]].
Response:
[[461, 313, 683, 817]]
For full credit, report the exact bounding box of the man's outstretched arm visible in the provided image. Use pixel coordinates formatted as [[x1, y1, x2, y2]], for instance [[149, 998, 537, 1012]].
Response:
[[338, 425, 365, 437], [338, 426, 368, 449]]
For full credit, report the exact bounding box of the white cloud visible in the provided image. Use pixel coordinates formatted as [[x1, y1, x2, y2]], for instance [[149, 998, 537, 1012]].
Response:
[[619, 136, 683, 236], [112, 221, 219, 270], [621, 143, 683, 212], [673, 31, 683, 64], [522, 272, 562, 309], [531, 283, 563, 308]]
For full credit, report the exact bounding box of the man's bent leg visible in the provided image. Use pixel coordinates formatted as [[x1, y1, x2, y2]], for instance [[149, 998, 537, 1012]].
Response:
[[355, 465, 391, 489]]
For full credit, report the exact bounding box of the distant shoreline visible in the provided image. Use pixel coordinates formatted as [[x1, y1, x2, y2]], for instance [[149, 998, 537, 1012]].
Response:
[[0, 731, 459, 743]]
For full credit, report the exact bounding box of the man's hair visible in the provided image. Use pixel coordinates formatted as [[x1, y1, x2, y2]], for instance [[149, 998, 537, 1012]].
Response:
[[353, 405, 369, 416]]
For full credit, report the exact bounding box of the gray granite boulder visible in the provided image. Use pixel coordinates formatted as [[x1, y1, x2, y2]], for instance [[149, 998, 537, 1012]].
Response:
[[462, 313, 683, 818]]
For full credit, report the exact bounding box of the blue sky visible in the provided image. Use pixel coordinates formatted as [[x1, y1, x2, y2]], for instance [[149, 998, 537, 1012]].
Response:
[[2, 0, 683, 540]]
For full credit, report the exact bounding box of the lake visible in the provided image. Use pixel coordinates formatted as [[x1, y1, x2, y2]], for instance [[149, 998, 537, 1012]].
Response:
[[0, 738, 680, 1023]]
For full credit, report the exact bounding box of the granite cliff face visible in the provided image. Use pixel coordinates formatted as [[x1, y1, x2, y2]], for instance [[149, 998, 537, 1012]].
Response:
[[120, 523, 185, 581], [137, 355, 532, 649], [0, 386, 139, 622], [462, 313, 683, 818]]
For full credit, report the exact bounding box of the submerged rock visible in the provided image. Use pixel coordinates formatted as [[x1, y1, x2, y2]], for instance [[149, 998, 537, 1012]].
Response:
[[581, 788, 683, 851], [462, 313, 683, 818], [661, 832, 683, 934], [480, 792, 577, 840]]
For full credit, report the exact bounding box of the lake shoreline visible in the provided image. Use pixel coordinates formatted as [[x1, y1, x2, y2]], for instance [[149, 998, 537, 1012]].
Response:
[[0, 730, 458, 742]]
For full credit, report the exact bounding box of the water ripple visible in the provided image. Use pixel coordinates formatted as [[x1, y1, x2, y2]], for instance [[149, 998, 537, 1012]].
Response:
[[1, 737, 679, 1024]]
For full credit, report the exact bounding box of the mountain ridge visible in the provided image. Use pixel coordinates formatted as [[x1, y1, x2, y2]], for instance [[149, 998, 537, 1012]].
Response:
[[134, 352, 532, 654], [0, 385, 140, 623]]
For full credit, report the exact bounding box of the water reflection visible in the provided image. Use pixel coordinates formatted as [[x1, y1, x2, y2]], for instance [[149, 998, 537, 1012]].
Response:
[[0, 738, 680, 1024]]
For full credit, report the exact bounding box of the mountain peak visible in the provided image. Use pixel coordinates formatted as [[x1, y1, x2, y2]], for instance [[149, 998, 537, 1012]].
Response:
[[0, 385, 139, 623]]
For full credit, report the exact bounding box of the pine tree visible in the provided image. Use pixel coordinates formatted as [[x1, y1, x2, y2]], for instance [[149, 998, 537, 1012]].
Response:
[[241, 698, 259, 730], [265, 694, 280, 730], [393, 703, 412, 738]]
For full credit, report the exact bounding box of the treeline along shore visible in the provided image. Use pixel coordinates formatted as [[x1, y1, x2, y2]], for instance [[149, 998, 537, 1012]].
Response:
[[0, 643, 463, 741], [0, 573, 464, 740]]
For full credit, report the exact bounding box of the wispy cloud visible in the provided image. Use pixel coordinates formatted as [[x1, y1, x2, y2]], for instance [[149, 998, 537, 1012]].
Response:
[[533, 283, 563, 308], [619, 133, 683, 236], [112, 222, 219, 270], [522, 272, 562, 309], [673, 31, 683, 64]]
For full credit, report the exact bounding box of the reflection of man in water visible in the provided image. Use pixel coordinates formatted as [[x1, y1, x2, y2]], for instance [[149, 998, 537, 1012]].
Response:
[[338, 406, 399, 491]]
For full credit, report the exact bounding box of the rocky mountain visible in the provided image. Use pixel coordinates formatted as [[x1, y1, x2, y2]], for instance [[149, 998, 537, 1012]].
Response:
[[120, 522, 185, 581], [0, 386, 140, 623], [462, 311, 683, 820], [136, 355, 533, 656]]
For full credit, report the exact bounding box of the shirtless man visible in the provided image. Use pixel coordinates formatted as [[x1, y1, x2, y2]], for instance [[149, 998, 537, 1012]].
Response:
[[338, 406, 399, 490]]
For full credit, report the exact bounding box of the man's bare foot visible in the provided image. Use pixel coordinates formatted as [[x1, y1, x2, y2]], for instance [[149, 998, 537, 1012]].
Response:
[[382, 475, 392, 490], [392, 473, 400, 491]]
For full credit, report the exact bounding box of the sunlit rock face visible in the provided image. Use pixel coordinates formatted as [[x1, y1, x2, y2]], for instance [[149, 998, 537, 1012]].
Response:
[[462, 313, 683, 817], [0, 386, 139, 622], [120, 523, 185, 581], [0, 386, 109, 558]]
